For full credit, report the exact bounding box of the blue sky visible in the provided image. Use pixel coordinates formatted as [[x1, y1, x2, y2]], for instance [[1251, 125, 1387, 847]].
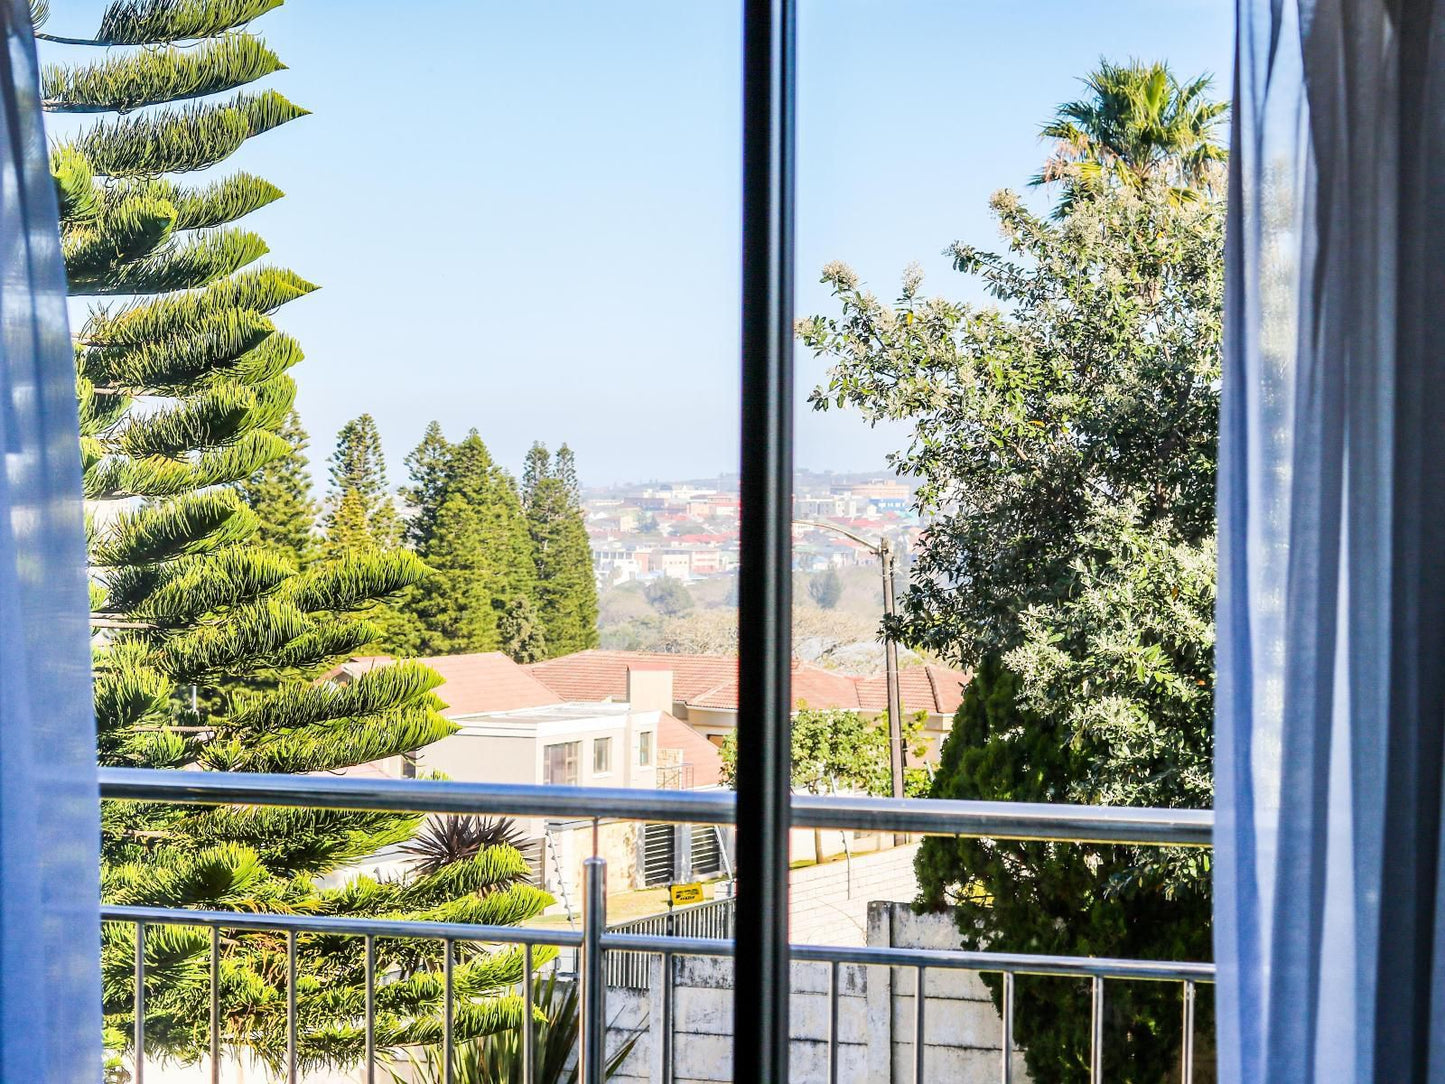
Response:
[[46, 1, 1233, 489]]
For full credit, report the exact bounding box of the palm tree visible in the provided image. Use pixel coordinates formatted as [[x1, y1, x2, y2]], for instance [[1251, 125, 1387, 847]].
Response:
[[1033, 59, 1228, 214]]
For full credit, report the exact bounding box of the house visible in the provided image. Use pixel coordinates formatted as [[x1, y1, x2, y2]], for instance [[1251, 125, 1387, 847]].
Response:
[[323, 652, 728, 897], [523, 649, 970, 759]]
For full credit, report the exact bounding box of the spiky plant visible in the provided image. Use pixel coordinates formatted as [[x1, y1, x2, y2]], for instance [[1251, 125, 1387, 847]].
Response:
[[37, 0, 552, 1072], [403, 816, 540, 878], [389, 971, 641, 1084]]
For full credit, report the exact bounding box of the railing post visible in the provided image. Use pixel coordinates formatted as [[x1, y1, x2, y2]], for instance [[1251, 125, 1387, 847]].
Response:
[[1181, 980, 1196, 1084], [286, 928, 298, 1084], [364, 934, 376, 1084], [581, 856, 608, 1084], [133, 921, 145, 1084], [1090, 976, 1104, 1082], [210, 926, 220, 1084], [661, 950, 675, 1084], [1001, 971, 1014, 1084], [913, 966, 927, 1083], [443, 938, 455, 1084], [523, 943, 536, 1084], [827, 961, 840, 1084]]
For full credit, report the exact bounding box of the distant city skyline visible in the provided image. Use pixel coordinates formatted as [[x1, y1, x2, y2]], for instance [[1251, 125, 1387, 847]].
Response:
[[47, 1, 1234, 488]]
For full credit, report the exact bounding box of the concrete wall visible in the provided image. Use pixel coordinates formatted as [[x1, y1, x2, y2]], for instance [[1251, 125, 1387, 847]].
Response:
[[605, 902, 1029, 1084], [789, 841, 920, 945]]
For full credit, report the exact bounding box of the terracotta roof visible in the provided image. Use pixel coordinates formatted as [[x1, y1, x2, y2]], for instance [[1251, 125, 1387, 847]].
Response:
[[855, 663, 971, 715], [523, 650, 737, 704], [525, 649, 956, 714], [658, 712, 724, 787], [334, 649, 973, 719], [330, 653, 560, 717], [686, 662, 863, 712]]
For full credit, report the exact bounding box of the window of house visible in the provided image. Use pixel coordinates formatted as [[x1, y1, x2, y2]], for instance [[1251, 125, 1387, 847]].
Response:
[[593, 736, 613, 775], [638, 731, 653, 767], [543, 742, 580, 786]]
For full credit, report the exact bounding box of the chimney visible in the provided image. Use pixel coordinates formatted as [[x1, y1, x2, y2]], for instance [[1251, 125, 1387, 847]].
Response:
[[626, 664, 674, 715]]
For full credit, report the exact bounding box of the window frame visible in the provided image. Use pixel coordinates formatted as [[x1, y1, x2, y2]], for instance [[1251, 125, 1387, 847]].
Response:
[[542, 741, 581, 786]]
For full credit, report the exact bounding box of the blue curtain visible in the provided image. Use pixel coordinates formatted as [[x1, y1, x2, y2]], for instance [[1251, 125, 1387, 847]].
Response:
[[0, 0, 101, 1079], [1217, 0, 1445, 1078]]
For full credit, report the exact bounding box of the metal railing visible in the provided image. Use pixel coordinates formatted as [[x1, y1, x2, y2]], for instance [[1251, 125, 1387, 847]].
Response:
[[98, 768, 1214, 1084], [607, 898, 736, 989]]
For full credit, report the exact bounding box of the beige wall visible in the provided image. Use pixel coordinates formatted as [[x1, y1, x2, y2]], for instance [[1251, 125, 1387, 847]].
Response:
[[418, 731, 536, 785]]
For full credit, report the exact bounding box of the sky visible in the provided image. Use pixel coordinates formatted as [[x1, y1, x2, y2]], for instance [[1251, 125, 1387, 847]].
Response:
[[44, 1, 1234, 490]]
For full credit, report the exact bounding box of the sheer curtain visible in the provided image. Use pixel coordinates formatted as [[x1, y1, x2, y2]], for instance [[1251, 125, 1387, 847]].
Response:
[[1217, 0, 1445, 1078], [0, 0, 101, 1079]]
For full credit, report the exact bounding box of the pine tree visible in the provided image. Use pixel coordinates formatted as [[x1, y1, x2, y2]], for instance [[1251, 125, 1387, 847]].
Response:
[[38, 0, 550, 1072], [398, 427, 540, 658], [521, 442, 598, 658], [402, 419, 452, 550], [238, 408, 317, 567], [325, 412, 399, 551]]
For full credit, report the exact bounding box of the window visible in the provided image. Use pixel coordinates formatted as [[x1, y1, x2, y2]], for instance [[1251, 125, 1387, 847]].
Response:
[[593, 736, 613, 775], [638, 731, 653, 767], [543, 742, 580, 786]]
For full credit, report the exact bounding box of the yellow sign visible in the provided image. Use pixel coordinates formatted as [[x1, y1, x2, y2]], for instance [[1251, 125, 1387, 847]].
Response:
[[669, 882, 704, 906]]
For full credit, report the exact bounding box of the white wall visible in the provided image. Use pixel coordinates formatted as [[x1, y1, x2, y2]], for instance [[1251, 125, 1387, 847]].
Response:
[[606, 902, 1030, 1084]]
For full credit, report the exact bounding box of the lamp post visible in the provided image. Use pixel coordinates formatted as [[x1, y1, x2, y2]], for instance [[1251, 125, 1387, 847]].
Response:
[[794, 519, 906, 799]]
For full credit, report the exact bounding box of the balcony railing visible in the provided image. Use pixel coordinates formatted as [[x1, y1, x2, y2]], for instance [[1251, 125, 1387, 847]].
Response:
[[98, 767, 1214, 1084]]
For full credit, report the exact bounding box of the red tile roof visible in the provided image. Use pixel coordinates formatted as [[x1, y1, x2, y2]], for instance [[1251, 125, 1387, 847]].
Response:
[[686, 663, 862, 712], [330, 653, 560, 717], [525, 649, 969, 715], [524, 650, 737, 704], [855, 664, 970, 716]]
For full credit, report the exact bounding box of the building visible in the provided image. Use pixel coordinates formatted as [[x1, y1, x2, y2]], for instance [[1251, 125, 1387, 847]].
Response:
[[323, 652, 727, 897], [524, 649, 970, 756]]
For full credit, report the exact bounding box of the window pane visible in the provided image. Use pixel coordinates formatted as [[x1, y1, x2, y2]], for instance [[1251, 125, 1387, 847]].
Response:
[[544, 741, 580, 786], [593, 736, 612, 775]]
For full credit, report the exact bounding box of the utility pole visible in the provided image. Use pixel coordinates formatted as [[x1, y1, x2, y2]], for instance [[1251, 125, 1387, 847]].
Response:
[[878, 537, 905, 800], [795, 519, 906, 799]]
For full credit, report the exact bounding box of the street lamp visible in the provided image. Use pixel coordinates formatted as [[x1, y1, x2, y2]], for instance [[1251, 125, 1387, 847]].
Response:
[[794, 519, 906, 799]]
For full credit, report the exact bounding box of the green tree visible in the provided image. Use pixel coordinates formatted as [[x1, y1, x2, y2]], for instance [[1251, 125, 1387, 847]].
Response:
[[643, 577, 693, 617], [802, 149, 1222, 1079], [403, 419, 454, 551], [718, 707, 927, 797], [238, 408, 317, 567], [1034, 59, 1227, 214], [398, 428, 539, 657], [806, 567, 843, 610], [325, 412, 399, 551], [39, 0, 549, 1072], [522, 442, 599, 658]]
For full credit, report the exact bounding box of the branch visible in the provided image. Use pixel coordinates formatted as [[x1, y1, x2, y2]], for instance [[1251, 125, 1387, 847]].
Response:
[[90, 615, 156, 630]]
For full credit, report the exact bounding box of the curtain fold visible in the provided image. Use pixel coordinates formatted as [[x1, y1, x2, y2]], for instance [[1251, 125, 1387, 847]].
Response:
[[1218, 0, 1445, 1078], [0, 0, 101, 1079]]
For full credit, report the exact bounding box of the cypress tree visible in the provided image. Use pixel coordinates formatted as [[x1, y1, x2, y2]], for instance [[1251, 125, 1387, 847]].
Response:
[[325, 412, 400, 551], [400, 427, 539, 658], [522, 442, 599, 658], [238, 407, 317, 567], [39, 1, 550, 1072], [403, 418, 453, 550]]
